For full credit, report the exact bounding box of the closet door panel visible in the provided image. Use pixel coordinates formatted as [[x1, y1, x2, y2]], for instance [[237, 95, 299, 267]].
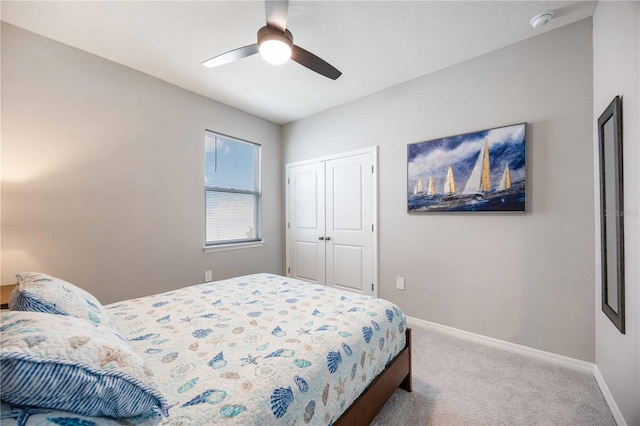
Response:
[[294, 241, 322, 282], [331, 244, 363, 292], [325, 153, 374, 295], [287, 162, 326, 284]]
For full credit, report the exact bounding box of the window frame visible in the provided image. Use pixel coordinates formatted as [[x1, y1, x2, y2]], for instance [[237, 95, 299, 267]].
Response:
[[204, 130, 262, 248]]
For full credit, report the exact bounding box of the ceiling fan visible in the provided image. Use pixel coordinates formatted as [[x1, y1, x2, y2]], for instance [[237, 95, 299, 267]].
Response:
[[201, 0, 342, 80]]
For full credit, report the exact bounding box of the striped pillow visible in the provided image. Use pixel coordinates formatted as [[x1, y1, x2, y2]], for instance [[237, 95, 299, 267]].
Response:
[[0, 311, 168, 418], [9, 272, 114, 329]]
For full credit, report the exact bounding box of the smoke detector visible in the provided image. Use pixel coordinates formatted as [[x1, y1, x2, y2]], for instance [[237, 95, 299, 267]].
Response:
[[530, 11, 554, 29]]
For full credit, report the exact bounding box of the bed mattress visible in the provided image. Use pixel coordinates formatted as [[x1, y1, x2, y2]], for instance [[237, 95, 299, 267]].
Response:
[[1, 274, 406, 425]]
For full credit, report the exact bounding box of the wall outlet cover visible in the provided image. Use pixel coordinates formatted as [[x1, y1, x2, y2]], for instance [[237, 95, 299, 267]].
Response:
[[205, 270, 213, 282], [396, 277, 405, 290]]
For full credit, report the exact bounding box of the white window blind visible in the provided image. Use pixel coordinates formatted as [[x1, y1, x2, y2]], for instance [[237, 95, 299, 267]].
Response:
[[205, 131, 261, 246]]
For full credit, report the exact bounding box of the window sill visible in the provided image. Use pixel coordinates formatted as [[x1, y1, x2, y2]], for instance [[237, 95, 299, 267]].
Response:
[[203, 241, 265, 253]]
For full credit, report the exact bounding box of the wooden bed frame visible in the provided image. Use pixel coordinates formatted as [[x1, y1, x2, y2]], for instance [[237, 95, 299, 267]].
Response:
[[335, 328, 412, 425]]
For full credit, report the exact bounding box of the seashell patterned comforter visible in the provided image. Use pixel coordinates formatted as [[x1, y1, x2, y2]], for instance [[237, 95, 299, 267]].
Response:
[[1, 273, 407, 425]]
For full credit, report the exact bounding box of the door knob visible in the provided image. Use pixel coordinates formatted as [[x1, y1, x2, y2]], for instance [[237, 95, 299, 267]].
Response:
[[318, 236, 325, 240], [325, 236, 331, 241]]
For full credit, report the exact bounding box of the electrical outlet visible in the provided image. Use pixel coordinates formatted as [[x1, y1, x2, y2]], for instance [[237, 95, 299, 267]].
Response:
[[396, 276, 405, 290], [205, 270, 213, 282]]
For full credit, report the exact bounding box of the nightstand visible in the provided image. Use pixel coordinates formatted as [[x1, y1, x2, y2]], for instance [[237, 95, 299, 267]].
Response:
[[1, 284, 17, 310]]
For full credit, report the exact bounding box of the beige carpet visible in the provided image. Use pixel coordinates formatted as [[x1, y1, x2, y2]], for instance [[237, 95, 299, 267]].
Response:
[[371, 326, 615, 426]]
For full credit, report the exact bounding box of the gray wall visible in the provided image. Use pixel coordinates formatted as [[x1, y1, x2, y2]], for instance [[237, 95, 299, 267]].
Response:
[[283, 20, 595, 361], [1, 23, 284, 303], [593, 2, 640, 425]]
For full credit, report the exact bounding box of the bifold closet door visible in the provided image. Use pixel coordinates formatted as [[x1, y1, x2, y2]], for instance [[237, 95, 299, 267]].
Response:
[[287, 161, 326, 285], [286, 150, 375, 296], [325, 153, 373, 295]]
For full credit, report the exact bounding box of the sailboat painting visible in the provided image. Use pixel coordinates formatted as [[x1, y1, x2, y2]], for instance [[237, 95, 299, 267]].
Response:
[[407, 123, 526, 212]]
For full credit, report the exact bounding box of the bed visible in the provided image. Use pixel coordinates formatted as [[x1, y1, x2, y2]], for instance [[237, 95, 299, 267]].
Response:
[[1, 273, 411, 425]]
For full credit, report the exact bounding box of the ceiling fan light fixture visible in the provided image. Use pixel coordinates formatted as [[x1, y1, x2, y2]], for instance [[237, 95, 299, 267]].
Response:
[[259, 39, 292, 64], [258, 26, 294, 65]]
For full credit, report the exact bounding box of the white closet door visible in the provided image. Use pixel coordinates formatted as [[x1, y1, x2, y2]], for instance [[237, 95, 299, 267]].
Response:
[[287, 161, 326, 285], [325, 152, 374, 296]]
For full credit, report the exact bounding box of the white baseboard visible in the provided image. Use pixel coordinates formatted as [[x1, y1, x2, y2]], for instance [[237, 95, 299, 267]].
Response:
[[594, 365, 627, 426], [405, 316, 594, 374]]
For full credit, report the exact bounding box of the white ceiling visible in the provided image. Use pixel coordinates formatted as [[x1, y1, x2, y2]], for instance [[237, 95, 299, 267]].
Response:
[[1, 1, 596, 124]]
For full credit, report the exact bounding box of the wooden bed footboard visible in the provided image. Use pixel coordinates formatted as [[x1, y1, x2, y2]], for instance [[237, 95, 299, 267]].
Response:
[[334, 328, 412, 425]]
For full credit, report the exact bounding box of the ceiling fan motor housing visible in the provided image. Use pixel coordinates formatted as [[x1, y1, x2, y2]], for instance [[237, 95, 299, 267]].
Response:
[[257, 26, 294, 49]]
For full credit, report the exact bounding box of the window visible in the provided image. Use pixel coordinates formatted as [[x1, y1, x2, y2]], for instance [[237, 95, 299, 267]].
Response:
[[205, 131, 261, 246]]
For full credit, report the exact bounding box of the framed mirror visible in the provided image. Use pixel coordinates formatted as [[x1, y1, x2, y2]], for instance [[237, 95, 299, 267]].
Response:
[[597, 96, 625, 333]]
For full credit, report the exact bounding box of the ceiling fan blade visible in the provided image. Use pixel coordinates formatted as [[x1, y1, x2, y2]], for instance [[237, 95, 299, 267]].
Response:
[[202, 44, 259, 68], [265, 0, 289, 33], [292, 45, 342, 80]]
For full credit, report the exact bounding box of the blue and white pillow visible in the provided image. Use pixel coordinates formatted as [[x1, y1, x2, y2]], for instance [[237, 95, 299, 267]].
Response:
[[9, 272, 114, 328], [0, 311, 168, 418]]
